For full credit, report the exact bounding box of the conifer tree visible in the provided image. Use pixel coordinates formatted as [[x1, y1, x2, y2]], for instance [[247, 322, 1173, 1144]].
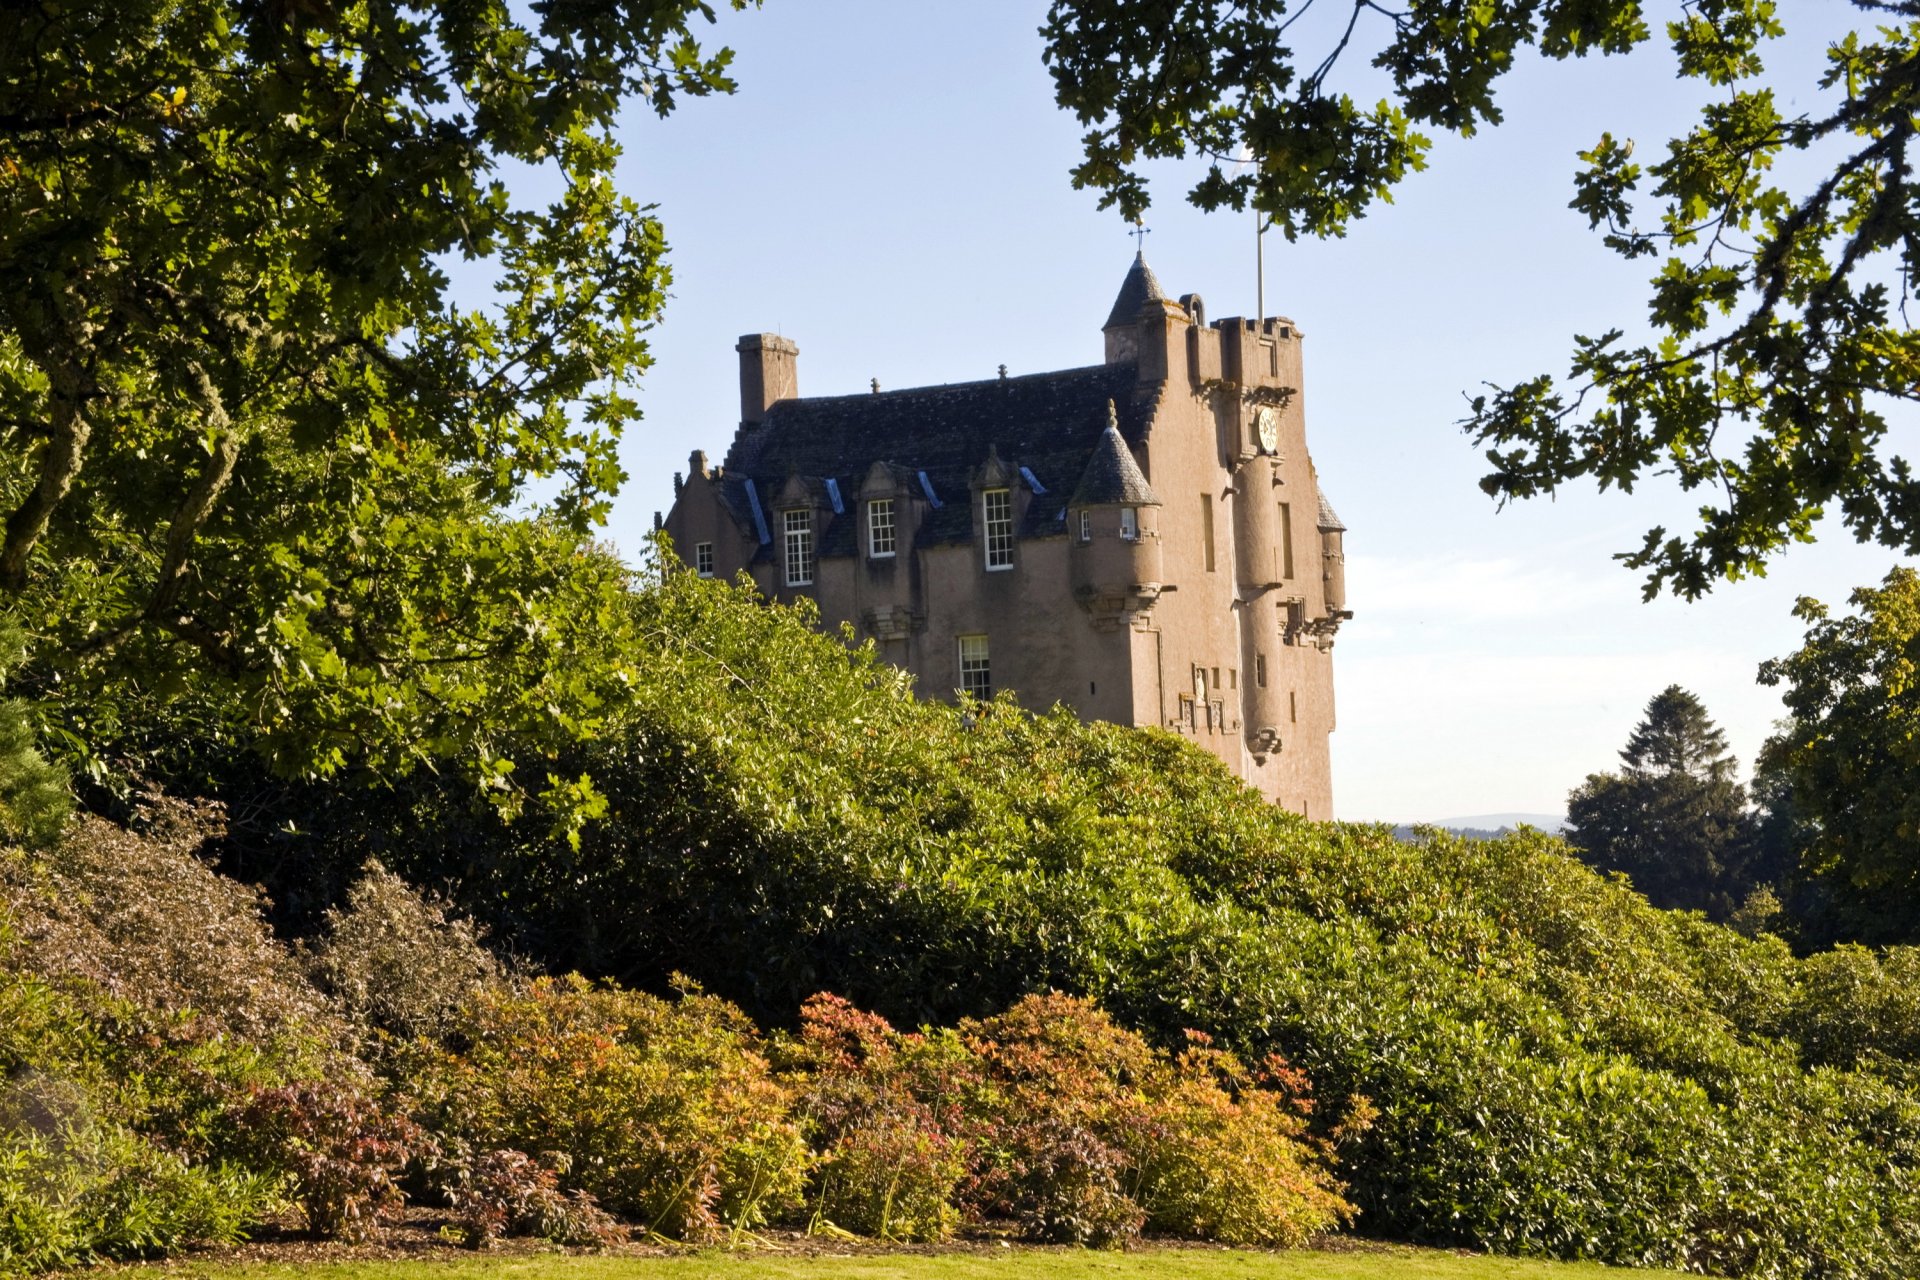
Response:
[[1565, 686, 1757, 918]]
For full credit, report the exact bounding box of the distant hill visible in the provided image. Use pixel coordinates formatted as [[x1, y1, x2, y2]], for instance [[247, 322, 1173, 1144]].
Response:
[[1391, 813, 1568, 842]]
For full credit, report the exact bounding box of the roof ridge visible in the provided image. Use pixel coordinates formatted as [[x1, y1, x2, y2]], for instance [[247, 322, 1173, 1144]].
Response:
[[764, 363, 1118, 411]]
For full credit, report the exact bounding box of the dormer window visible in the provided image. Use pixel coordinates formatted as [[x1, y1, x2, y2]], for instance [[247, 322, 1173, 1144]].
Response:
[[783, 509, 813, 586], [868, 498, 896, 559], [1119, 507, 1139, 541], [983, 488, 1014, 570]]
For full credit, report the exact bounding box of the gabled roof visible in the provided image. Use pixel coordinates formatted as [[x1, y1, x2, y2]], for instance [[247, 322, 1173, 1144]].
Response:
[[1103, 251, 1167, 331], [717, 362, 1156, 557], [1072, 414, 1161, 507]]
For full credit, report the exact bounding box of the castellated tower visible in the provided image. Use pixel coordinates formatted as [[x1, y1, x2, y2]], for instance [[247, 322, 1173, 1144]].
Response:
[[660, 252, 1350, 817]]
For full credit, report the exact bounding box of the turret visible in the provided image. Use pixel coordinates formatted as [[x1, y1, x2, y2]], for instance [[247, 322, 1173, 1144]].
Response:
[[1101, 253, 1167, 365], [1319, 493, 1349, 618], [1069, 404, 1163, 629]]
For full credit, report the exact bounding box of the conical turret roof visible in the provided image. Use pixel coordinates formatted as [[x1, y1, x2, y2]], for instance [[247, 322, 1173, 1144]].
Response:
[[1072, 405, 1161, 506], [1102, 251, 1168, 331], [1316, 491, 1346, 532]]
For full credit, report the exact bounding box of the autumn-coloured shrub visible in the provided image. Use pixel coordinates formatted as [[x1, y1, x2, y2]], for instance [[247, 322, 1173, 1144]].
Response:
[[305, 861, 501, 1049], [416, 976, 809, 1241], [1129, 1035, 1358, 1246], [788, 994, 969, 1241], [786, 991, 1351, 1248], [234, 1081, 421, 1242], [439, 1146, 623, 1249], [954, 992, 1154, 1245]]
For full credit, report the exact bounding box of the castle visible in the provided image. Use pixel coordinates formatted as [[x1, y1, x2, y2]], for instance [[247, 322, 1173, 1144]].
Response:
[[660, 254, 1350, 816]]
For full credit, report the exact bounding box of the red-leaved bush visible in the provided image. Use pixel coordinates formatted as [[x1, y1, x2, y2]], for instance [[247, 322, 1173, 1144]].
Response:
[[234, 1080, 421, 1242], [439, 1146, 624, 1249]]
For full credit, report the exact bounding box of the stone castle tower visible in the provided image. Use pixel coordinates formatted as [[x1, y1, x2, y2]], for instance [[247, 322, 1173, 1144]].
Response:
[[661, 254, 1350, 816]]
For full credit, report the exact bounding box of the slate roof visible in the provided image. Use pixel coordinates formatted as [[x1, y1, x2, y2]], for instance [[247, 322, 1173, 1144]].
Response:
[[1316, 492, 1347, 532], [719, 361, 1157, 558], [1103, 252, 1167, 330], [1072, 420, 1161, 506]]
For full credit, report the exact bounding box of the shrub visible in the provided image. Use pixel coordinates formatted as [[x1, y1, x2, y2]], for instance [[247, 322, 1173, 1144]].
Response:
[[192, 568, 1920, 1274], [0, 802, 337, 1057], [955, 993, 1153, 1245], [1130, 1038, 1355, 1247], [305, 861, 500, 1048], [234, 1080, 421, 1242], [786, 991, 1350, 1249], [439, 1146, 623, 1249], [788, 994, 968, 1242], [0, 957, 283, 1271], [416, 976, 809, 1241], [0, 1121, 274, 1274], [1786, 945, 1920, 1069]]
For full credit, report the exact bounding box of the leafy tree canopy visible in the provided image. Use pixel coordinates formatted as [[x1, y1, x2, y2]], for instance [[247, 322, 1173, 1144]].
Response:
[[0, 0, 748, 818], [1041, 0, 1920, 598], [1759, 565, 1920, 943]]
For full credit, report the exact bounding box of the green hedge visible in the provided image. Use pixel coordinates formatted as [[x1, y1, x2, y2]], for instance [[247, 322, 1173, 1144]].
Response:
[[352, 569, 1920, 1278]]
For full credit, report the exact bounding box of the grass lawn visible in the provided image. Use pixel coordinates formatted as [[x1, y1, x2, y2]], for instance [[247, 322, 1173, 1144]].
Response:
[[146, 1247, 1675, 1280]]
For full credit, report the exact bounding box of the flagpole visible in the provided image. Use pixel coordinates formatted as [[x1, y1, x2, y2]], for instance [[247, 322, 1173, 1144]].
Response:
[[1256, 204, 1265, 322]]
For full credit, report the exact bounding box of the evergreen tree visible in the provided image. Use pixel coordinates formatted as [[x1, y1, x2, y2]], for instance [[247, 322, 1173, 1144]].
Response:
[[1564, 686, 1757, 918]]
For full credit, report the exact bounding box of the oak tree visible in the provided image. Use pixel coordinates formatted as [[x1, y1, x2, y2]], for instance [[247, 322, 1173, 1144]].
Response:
[[0, 0, 749, 821], [1043, 0, 1920, 597]]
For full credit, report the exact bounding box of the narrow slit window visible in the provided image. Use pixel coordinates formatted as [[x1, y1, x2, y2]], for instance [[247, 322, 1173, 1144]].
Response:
[[783, 509, 813, 586], [1201, 494, 1215, 571], [1279, 502, 1295, 578], [958, 634, 991, 699], [1290, 690, 1298, 723], [1079, 510, 1091, 543], [694, 542, 714, 577], [983, 488, 1014, 569], [1256, 654, 1267, 688], [868, 498, 896, 559]]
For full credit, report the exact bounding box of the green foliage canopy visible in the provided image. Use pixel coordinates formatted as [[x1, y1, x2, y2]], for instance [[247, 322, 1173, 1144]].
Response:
[[1041, 0, 1920, 598], [1759, 566, 1920, 943], [0, 0, 746, 811]]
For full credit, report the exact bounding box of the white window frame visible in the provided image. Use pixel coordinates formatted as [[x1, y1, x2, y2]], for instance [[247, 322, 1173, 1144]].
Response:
[[1119, 506, 1139, 541], [983, 488, 1014, 570], [694, 541, 715, 577], [868, 498, 896, 559], [783, 509, 813, 587], [1078, 510, 1091, 543], [958, 634, 991, 699]]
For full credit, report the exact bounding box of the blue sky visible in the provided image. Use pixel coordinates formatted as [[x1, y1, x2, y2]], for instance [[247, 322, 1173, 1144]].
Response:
[[587, 0, 1910, 822]]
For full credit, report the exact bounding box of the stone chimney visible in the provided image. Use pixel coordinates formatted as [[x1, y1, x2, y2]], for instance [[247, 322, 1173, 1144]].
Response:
[[736, 333, 799, 425]]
